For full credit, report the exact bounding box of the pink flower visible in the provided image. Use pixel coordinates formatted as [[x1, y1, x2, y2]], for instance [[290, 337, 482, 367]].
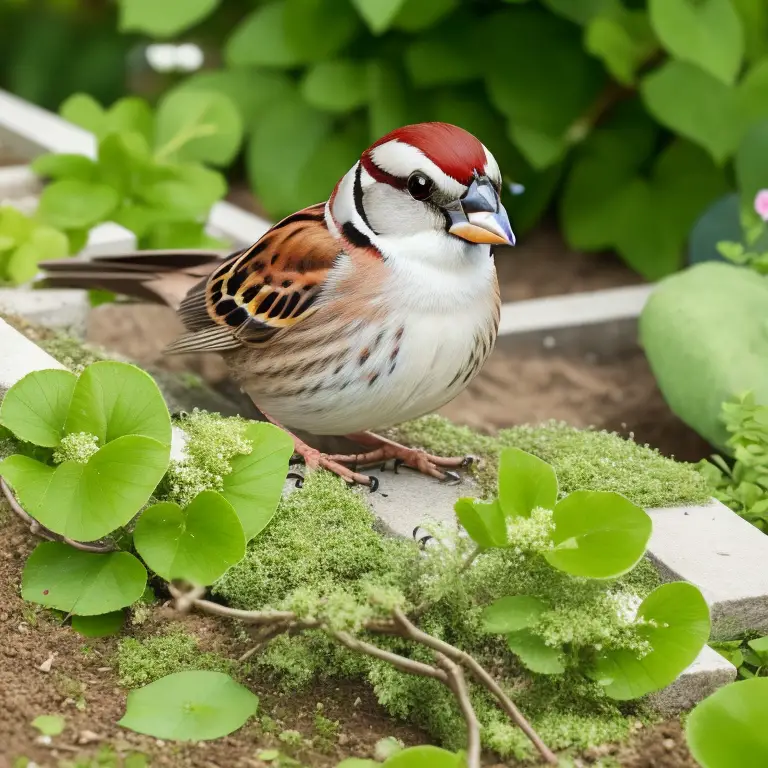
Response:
[[755, 189, 768, 221]]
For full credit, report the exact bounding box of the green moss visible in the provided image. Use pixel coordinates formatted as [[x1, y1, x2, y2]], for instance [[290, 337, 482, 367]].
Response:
[[392, 415, 709, 506], [116, 627, 235, 688]]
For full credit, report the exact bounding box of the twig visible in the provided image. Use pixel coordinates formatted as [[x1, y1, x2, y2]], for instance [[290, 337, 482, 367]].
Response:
[[168, 585, 558, 764], [460, 545, 482, 573], [0, 476, 116, 553], [393, 608, 558, 765]]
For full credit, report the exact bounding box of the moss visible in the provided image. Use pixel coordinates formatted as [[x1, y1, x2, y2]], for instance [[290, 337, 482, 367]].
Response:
[[392, 415, 709, 507], [115, 627, 235, 688]]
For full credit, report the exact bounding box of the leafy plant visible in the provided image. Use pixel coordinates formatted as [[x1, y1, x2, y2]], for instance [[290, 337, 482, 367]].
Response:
[[98, 0, 768, 279], [698, 392, 768, 531], [0, 205, 70, 286], [337, 746, 465, 767], [715, 189, 768, 274], [712, 634, 768, 679], [685, 677, 768, 767], [32, 91, 237, 251]]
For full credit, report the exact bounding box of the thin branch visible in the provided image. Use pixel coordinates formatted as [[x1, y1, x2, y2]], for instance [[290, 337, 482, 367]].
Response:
[[436, 653, 481, 768], [393, 608, 558, 766], [1, 476, 116, 553], [460, 545, 482, 573]]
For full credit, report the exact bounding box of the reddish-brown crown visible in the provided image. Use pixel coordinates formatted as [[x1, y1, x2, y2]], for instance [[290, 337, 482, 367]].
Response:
[[363, 122, 487, 186]]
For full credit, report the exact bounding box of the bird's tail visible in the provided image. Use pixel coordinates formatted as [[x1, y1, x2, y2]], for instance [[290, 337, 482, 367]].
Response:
[[37, 249, 229, 311]]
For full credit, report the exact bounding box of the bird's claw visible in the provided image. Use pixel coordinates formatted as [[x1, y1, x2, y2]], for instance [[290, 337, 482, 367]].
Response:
[[440, 470, 462, 485]]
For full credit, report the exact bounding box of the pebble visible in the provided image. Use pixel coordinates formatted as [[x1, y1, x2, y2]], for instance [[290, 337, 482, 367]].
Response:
[[663, 738, 676, 751]]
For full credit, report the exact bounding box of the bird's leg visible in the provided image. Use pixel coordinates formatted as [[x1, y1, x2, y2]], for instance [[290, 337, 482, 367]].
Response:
[[328, 432, 474, 482], [260, 411, 379, 489]]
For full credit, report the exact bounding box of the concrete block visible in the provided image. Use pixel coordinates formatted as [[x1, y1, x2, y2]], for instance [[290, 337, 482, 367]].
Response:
[[0, 288, 90, 333], [647, 500, 768, 639], [648, 644, 737, 715]]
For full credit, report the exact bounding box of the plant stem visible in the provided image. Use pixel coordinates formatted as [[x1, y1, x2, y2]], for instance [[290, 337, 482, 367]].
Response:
[[436, 653, 481, 768]]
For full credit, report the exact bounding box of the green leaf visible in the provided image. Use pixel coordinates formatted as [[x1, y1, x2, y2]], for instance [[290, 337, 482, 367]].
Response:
[[0, 368, 77, 447], [134, 491, 245, 584], [350, 0, 409, 34], [383, 746, 464, 768], [22, 542, 146, 615], [394, 0, 458, 31], [71, 611, 125, 637], [648, 0, 744, 85], [544, 490, 651, 579], [65, 361, 171, 446], [639, 263, 768, 451], [748, 636, 768, 661], [106, 98, 154, 144], [1, 436, 170, 541], [118, 0, 220, 37], [506, 629, 565, 674], [119, 671, 258, 740], [284, 0, 361, 62], [155, 89, 243, 167], [301, 61, 369, 113], [585, 10, 657, 86], [220, 423, 294, 540], [144, 221, 227, 250], [247, 96, 332, 218], [455, 498, 508, 548], [732, 0, 768, 63], [31, 154, 98, 182], [368, 61, 410, 140], [0, 206, 34, 245], [337, 761, 378, 768], [38, 180, 119, 230], [60, 94, 107, 136], [405, 20, 482, 87], [497, 447, 558, 518], [226, 3, 303, 68], [542, 0, 621, 25], [736, 119, 768, 206], [139, 163, 227, 221], [686, 678, 768, 767], [32, 715, 65, 736], [482, 595, 548, 634], [641, 61, 741, 163], [593, 582, 710, 699], [6, 225, 70, 285]]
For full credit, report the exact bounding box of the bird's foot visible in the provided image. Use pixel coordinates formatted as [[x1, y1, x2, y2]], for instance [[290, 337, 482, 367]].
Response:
[[328, 431, 474, 483], [290, 433, 379, 490]]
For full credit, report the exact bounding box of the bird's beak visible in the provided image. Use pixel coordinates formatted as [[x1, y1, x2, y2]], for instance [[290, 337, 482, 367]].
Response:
[[446, 176, 516, 246]]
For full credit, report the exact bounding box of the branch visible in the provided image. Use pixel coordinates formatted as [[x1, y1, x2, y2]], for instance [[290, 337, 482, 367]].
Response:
[[1, 476, 116, 553], [436, 653, 481, 768]]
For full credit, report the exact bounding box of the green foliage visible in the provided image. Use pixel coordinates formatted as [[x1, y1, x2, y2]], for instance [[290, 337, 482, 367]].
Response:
[[498, 447, 559, 518], [117, 0, 220, 37], [685, 678, 768, 767], [133, 491, 245, 584], [116, 628, 235, 687], [71, 611, 125, 638], [698, 393, 768, 531], [31, 714, 65, 737], [119, 670, 259, 740], [36, 93, 232, 250], [391, 416, 710, 506], [640, 263, 768, 451], [712, 633, 768, 679], [22, 542, 147, 615], [0, 205, 70, 286]]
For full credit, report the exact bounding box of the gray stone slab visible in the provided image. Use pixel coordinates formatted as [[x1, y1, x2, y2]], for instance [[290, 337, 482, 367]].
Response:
[[647, 500, 768, 639], [0, 288, 89, 333]]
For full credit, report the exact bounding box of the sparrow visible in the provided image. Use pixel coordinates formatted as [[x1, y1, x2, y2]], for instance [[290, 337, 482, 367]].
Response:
[[40, 122, 515, 488]]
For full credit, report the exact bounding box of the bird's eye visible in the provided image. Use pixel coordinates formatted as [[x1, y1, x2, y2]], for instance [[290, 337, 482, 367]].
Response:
[[407, 171, 434, 201]]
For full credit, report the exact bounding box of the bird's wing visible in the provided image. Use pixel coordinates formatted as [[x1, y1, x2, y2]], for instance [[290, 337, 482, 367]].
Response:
[[167, 203, 341, 354]]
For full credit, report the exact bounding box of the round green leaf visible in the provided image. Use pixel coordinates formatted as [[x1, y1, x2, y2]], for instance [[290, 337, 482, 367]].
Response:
[[405, 23, 482, 87], [648, 0, 744, 86], [736, 119, 768, 205], [118, 0, 220, 37], [455, 498, 508, 549], [0, 369, 76, 447], [498, 447, 558, 518], [32, 715, 65, 736], [134, 491, 245, 584], [383, 746, 464, 768], [225, 3, 304, 68], [284, 0, 360, 62], [31, 154, 98, 182], [544, 491, 651, 579], [506, 630, 565, 674], [60, 94, 107, 137], [155, 89, 243, 167], [592, 582, 710, 700], [220, 423, 294, 540], [71, 611, 125, 637], [686, 678, 768, 767], [6, 225, 71, 285], [119, 671, 259, 740], [542, 0, 621, 25], [22, 542, 146, 615], [689, 193, 742, 266], [37, 180, 119, 230], [482, 595, 548, 634], [301, 61, 369, 113], [65, 361, 171, 447], [394, 0, 458, 31], [1, 435, 170, 541], [350, 0, 409, 34], [139, 163, 227, 221]]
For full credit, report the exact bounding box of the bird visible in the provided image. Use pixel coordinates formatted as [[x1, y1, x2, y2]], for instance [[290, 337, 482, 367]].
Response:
[[40, 122, 515, 489]]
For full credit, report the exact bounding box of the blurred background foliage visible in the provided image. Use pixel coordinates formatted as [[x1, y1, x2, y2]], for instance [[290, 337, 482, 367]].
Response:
[[1, 0, 768, 280]]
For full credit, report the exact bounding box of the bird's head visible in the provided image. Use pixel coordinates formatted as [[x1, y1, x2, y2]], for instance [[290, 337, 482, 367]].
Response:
[[328, 122, 515, 270]]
